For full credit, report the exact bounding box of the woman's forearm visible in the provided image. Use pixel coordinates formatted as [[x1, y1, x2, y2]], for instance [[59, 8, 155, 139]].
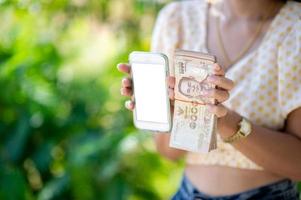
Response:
[[153, 133, 186, 161], [220, 111, 301, 181]]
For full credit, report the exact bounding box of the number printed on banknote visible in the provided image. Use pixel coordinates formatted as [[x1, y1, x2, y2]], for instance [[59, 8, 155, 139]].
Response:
[[169, 50, 217, 153]]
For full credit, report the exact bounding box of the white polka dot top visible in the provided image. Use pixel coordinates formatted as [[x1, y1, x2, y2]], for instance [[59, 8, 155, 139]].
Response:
[[151, 0, 301, 170]]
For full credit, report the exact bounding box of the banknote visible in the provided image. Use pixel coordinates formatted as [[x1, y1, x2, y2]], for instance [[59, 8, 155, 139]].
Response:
[[169, 50, 217, 153]]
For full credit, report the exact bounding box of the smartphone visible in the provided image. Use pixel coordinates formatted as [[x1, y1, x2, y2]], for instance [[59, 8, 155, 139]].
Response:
[[129, 51, 171, 132]]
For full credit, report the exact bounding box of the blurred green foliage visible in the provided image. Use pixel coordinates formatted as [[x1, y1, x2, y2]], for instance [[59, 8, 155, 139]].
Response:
[[0, 0, 183, 199], [1, 0, 300, 199]]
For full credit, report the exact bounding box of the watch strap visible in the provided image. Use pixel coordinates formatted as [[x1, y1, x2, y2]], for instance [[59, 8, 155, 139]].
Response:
[[223, 130, 245, 143], [223, 118, 251, 143]]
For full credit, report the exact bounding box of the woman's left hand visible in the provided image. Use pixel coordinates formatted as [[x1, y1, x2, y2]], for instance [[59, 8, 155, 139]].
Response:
[[203, 63, 234, 118]]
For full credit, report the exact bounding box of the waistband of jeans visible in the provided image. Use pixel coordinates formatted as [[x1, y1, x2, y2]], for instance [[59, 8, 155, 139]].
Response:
[[181, 174, 296, 198]]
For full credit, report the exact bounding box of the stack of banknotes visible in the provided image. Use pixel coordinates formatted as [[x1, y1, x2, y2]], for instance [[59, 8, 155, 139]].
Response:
[[170, 50, 217, 153]]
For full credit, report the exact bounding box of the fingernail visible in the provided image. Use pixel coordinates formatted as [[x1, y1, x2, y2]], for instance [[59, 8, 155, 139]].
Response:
[[125, 100, 131, 108], [214, 64, 221, 71]]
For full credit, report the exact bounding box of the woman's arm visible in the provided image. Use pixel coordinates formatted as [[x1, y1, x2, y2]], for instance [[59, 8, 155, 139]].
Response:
[[196, 63, 301, 180], [217, 107, 301, 181], [153, 64, 229, 161], [153, 133, 186, 161]]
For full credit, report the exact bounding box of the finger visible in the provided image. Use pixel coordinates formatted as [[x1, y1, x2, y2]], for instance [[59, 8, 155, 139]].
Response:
[[169, 88, 175, 100], [117, 63, 131, 74], [206, 75, 234, 90], [120, 87, 132, 96], [170, 100, 175, 107], [122, 77, 132, 88], [202, 89, 230, 103], [211, 63, 225, 76], [168, 76, 175, 89], [125, 100, 134, 110], [206, 104, 228, 118]]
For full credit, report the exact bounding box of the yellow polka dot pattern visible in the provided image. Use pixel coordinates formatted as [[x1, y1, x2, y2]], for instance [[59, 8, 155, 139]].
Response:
[[151, 0, 301, 170]]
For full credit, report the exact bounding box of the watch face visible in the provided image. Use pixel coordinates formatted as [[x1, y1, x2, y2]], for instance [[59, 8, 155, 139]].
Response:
[[240, 119, 251, 136], [240, 130, 247, 137]]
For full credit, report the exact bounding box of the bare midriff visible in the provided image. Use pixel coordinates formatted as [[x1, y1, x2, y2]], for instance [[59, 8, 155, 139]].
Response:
[[185, 164, 285, 196]]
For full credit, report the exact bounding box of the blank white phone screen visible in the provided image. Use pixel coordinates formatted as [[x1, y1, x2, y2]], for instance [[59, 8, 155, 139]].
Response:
[[132, 63, 168, 123]]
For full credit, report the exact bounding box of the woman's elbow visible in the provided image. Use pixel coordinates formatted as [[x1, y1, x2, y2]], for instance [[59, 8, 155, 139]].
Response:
[[155, 144, 186, 161]]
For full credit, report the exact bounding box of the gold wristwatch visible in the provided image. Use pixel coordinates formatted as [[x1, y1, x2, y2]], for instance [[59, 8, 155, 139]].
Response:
[[223, 118, 252, 143]]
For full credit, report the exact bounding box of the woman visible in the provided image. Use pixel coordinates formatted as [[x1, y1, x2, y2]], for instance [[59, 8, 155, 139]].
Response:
[[118, 0, 301, 199]]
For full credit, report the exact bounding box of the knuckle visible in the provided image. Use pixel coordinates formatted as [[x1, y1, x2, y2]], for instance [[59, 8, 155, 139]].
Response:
[[214, 89, 224, 99], [223, 109, 228, 117], [215, 76, 222, 84], [208, 75, 215, 82], [211, 105, 218, 112], [168, 76, 175, 81], [169, 81, 175, 88], [211, 89, 218, 98], [216, 105, 222, 112], [229, 80, 235, 89], [219, 106, 227, 116], [123, 77, 131, 85], [224, 91, 230, 100], [220, 68, 225, 75]]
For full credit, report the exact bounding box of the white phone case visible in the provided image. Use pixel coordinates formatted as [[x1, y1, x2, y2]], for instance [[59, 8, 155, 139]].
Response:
[[129, 51, 171, 132]]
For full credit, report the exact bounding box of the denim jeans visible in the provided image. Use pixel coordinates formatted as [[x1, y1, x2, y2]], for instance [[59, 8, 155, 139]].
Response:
[[171, 175, 300, 200]]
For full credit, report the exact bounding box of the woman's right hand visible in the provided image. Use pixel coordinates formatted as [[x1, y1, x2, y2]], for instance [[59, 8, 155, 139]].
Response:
[[117, 63, 186, 160], [117, 63, 176, 112], [117, 63, 135, 110]]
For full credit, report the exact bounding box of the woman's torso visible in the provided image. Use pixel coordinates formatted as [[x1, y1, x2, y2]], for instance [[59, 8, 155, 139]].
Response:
[[151, 0, 301, 196], [187, 1, 286, 195]]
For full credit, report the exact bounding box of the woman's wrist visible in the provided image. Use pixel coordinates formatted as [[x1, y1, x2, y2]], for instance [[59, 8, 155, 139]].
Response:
[[217, 109, 242, 140]]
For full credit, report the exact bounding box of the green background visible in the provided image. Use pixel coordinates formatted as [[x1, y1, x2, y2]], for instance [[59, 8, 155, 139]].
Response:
[[0, 0, 183, 199], [0, 0, 299, 200]]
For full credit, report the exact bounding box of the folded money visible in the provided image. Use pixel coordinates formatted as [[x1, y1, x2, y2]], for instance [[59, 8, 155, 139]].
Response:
[[169, 50, 217, 153]]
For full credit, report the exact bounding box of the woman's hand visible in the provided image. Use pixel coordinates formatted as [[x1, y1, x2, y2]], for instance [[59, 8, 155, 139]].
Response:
[[117, 63, 176, 112], [117, 62, 234, 118], [117, 62, 232, 159], [117, 63, 185, 160], [117, 63, 135, 110], [201, 63, 236, 136], [168, 63, 234, 119], [203, 63, 235, 118]]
